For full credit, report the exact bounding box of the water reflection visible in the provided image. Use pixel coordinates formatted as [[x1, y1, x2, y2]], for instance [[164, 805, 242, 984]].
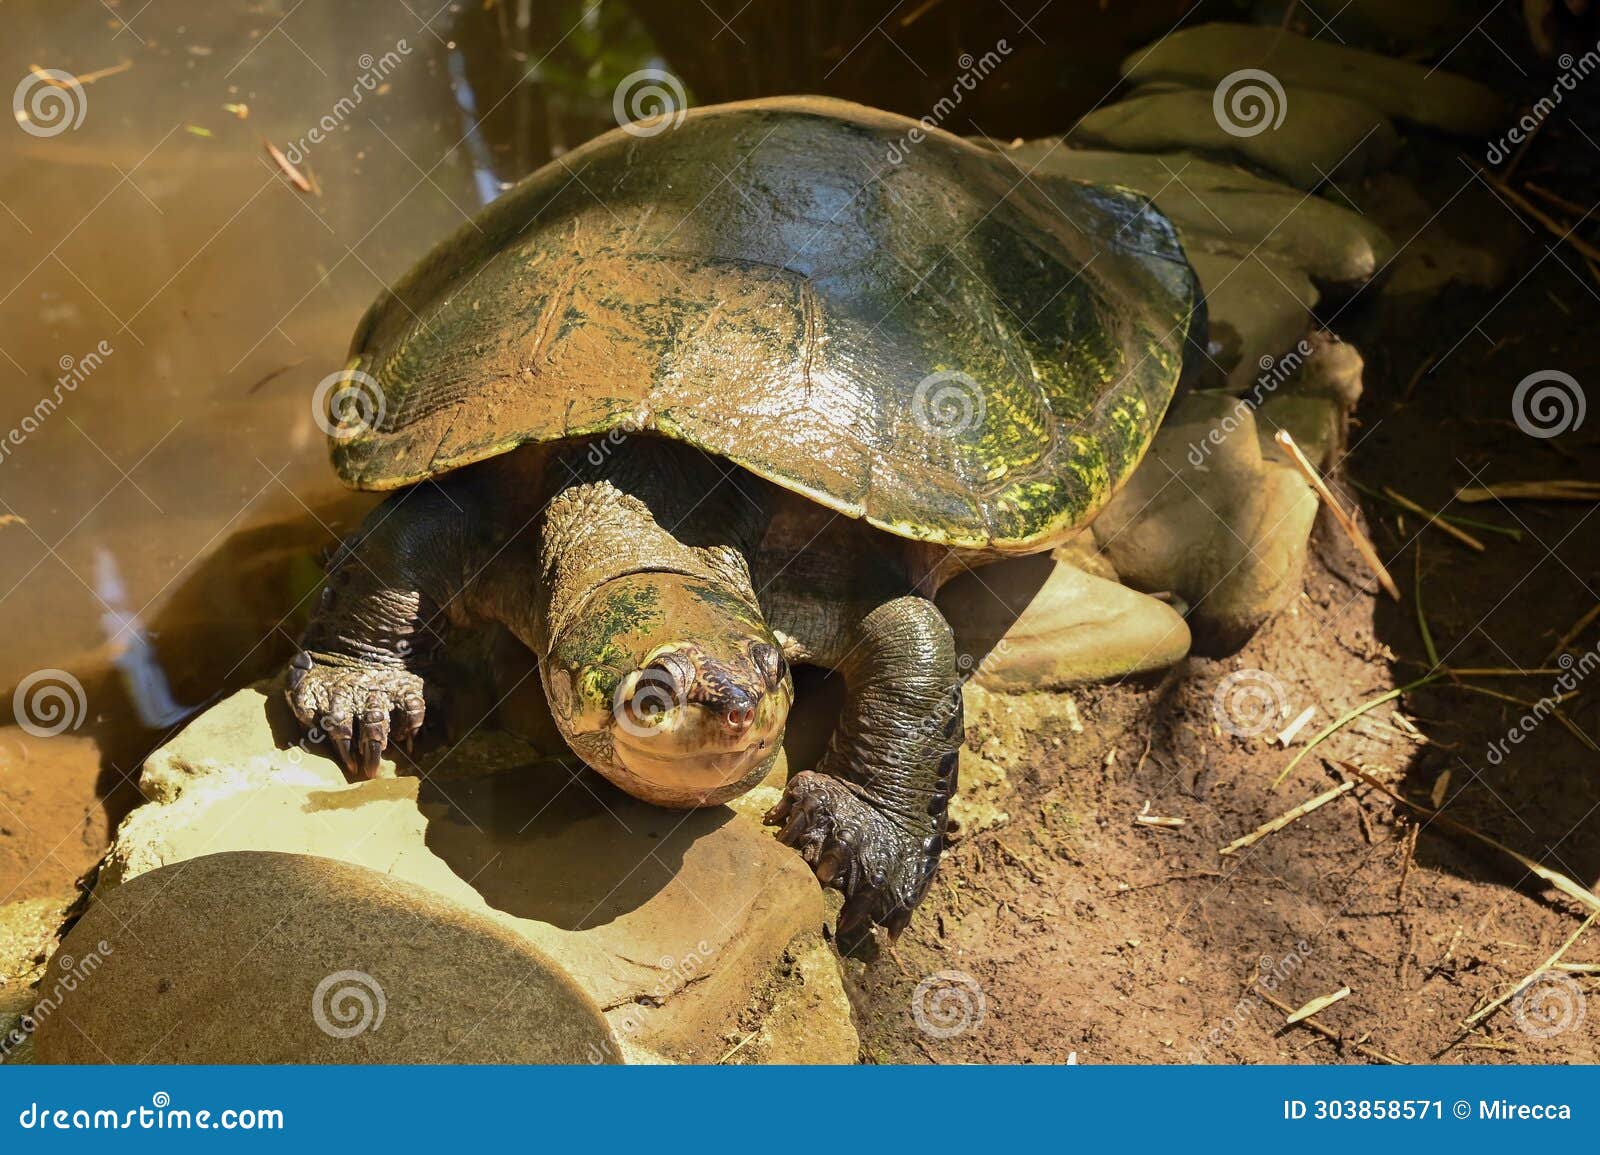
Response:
[[94, 547, 191, 728]]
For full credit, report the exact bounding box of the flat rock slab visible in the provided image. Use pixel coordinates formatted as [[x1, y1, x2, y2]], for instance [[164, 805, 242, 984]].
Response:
[[1073, 85, 1398, 189], [34, 851, 613, 1064], [416, 755, 834, 1063], [48, 687, 854, 1065], [937, 554, 1190, 691], [1122, 23, 1504, 136]]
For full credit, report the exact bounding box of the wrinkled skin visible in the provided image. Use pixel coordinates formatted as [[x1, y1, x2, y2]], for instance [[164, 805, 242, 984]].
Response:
[[287, 439, 959, 952]]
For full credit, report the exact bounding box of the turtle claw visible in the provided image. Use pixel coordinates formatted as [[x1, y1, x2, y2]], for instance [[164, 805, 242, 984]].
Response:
[[764, 770, 938, 956], [285, 654, 427, 780]]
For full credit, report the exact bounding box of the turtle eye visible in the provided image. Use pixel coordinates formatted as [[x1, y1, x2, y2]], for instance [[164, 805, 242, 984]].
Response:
[[645, 651, 696, 698], [750, 642, 785, 689]]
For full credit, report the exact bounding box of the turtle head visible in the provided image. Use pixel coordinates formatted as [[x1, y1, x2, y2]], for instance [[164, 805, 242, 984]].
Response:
[[543, 572, 792, 807]]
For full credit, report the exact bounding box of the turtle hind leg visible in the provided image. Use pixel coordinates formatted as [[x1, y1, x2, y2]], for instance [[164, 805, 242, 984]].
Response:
[[764, 594, 960, 955]]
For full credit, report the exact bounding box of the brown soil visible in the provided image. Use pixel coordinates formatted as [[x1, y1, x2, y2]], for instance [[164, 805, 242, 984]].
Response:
[[0, 732, 120, 905]]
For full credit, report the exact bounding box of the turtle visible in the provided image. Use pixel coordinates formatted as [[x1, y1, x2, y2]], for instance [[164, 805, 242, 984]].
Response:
[[285, 95, 1204, 952]]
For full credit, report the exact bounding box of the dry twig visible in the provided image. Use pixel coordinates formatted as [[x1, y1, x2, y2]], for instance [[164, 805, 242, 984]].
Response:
[[1275, 430, 1399, 599], [1219, 780, 1355, 856]]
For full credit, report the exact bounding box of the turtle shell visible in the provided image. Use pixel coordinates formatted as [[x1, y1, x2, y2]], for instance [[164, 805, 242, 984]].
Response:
[[335, 96, 1202, 553]]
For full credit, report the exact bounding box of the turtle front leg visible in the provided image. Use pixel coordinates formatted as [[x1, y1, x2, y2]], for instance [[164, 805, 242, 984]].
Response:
[[288, 482, 474, 779], [765, 595, 960, 954]]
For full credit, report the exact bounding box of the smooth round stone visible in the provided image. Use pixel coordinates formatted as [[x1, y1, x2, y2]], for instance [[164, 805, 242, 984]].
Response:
[[32, 850, 617, 1064]]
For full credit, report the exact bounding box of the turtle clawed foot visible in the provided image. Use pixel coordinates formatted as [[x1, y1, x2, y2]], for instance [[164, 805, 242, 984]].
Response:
[[286, 652, 428, 780], [764, 770, 937, 956]]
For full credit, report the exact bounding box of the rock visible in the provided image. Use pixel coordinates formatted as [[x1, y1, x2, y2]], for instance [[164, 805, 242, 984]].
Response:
[[1002, 145, 1393, 287], [0, 891, 78, 1065], [937, 554, 1190, 691], [948, 746, 1011, 837], [73, 685, 854, 1065], [1352, 170, 1519, 302], [724, 929, 858, 1064], [1188, 250, 1319, 392], [1255, 332, 1366, 470], [1072, 86, 1398, 189], [1122, 23, 1505, 136], [415, 756, 833, 1064], [1094, 392, 1319, 653], [0, 893, 72, 989], [34, 851, 614, 1064]]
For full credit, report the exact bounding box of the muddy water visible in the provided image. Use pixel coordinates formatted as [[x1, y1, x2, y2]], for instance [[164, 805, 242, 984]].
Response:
[[0, 0, 1185, 750]]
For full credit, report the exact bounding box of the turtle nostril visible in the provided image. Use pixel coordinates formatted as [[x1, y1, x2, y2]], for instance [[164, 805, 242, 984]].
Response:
[[725, 706, 755, 731]]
